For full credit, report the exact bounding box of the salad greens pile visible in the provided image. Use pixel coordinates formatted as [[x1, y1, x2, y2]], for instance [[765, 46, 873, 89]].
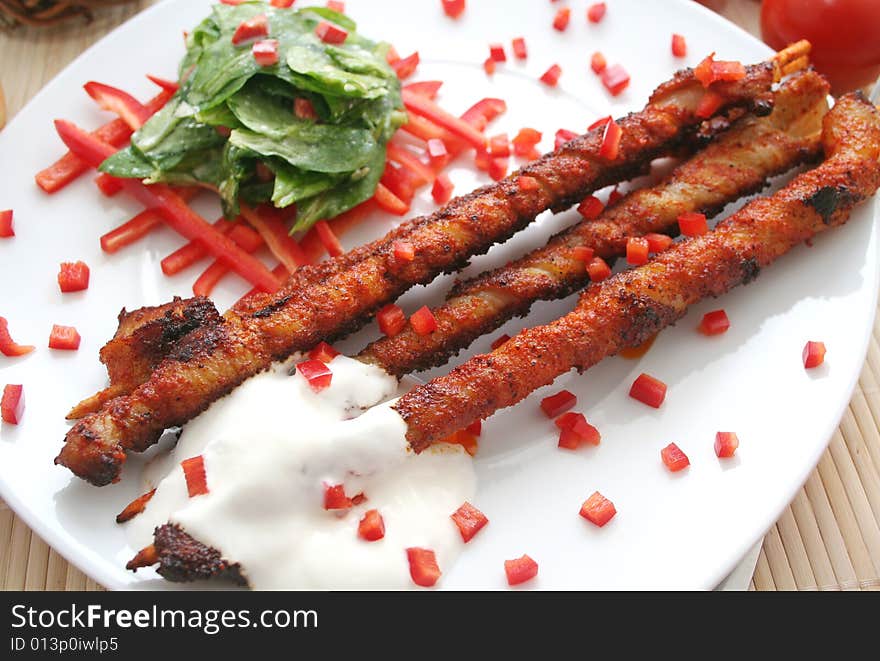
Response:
[[100, 1, 405, 232]]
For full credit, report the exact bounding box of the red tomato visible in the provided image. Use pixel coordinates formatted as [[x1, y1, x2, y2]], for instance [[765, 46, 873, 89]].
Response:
[[761, 0, 880, 93]]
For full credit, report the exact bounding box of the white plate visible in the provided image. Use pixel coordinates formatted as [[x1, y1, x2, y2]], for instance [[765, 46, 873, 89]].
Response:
[[0, 0, 876, 590]]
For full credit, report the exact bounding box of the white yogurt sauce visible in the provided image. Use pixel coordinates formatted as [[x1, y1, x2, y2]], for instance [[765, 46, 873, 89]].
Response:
[[126, 355, 476, 589]]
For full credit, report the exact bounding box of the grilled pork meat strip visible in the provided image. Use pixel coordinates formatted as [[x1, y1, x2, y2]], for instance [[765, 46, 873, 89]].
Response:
[[395, 93, 880, 451], [60, 57, 784, 486], [129, 87, 880, 589], [358, 70, 830, 376]]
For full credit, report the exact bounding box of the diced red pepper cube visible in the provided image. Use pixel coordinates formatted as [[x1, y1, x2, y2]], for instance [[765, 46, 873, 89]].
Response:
[[232, 13, 269, 45], [1, 384, 25, 425], [540, 64, 562, 87], [393, 240, 416, 262], [489, 43, 507, 63], [466, 419, 482, 436], [324, 483, 352, 510], [315, 20, 348, 44], [517, 176, 540, 192], [377, 304, 407, 337], [591, 51, 607, 74], [694, 53, 747, 87], [488, 156, 508, 181], [294, 98, 318, 120], [483, 57, 496, 76], [308, 341, 340, 363], [580, 491, 616, 526], [803, 341, 826, 369], [715, 432, 739, 458], [0, 210, 13, 238], [374, 182, 409, 215], [661, 443, 690, 472], [698, 309, 730, 336], [181, 455, 209, 497], [558, 426, 582, 450], [58, 261, 90, 293], [572, 245, 594, 263], [393, 52, 420, 79], [270, 0, 295, 7], [491, 334, 511, 350], [489, 133, 510, 157], [432, 173, 454, 204], [407, 547, 441, 587], [645, 233, 673, 253], [601, 64, 630, 96], [512, 127, 541, 155], [587, 2, 607, 23], [297, 358, 333, 391], [48, 325, 80, 351], [678, 211, 708, 237], [451, 502, 489, 542], [540, 389, 576, 418], [626, 237, 649, 265], [512, 37, 527, 60], [554, 128, 578, 150], [578, 195, 604, 219], [599, 119, 622, 159], [426, 138, 448, 165], [587, 115, 612, 131], [629, 372, 667, 408], [441, 0, 465, 19], [252, 39, 279, 66], [410, 306, 438, 335], [445, 429, 479, 456], [504, 554, 538, 586], [326, 0, 345, 11], [672, 33, 687, 58], [553, 7, 571, 31], [695, 90, 724, 119], [358, 509, 386, 541], [587, 256, 611, 282]]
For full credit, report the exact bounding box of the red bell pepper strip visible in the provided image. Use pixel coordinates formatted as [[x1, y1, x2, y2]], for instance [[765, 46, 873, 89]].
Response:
[[0, 210, 13, 238], [54, 119, 282, 293], [0, 317, 35, 357], [158, 216, 233, 273], [402, 89, 487, 150], [192, 223, 264, 297], [36, 89, 172, 194], [146, 74, 179, 94], [314, 220, 344, 258], [239, 203, 308, 274], [698, 309, 730, 336], [181, 455, 209, 497], [386, 142, 435, 185], [401, 112, 457, 146], [83, 81, 152, 130], [373, 182, 409, 215], [58, 261, 90, 293], [94, 172, 124, 197], [102, 187, 199, 255], [1, 384, 25, 425], [402, 80, 443, 99]]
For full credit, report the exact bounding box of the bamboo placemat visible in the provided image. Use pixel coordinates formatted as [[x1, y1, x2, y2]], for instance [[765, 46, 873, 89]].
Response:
[[1, 0, 879, 592]]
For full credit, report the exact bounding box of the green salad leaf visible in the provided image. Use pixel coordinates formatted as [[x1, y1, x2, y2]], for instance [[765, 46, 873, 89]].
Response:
[[99, 0, 403, 229]]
